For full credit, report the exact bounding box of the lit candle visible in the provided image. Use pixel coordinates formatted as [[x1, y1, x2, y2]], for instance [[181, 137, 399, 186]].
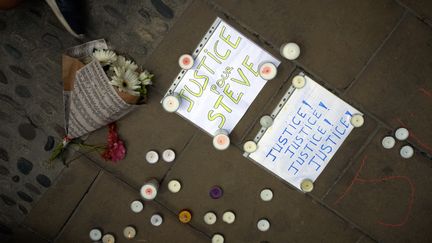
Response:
[[381, 136, 396, 149], [395, 127, 409, 141], [178, 54, 194, 70], [400, 145, 414, 159], [203, 211, 217, 225], [257, 218, 271, 232], [292, 75, 306, 89], [162, 93, 181, 113], [140, 179, 159, 200], [178, 210, 192, 223], [222, 211, 235, 224], [243, 140, 257, 153], [300, 179, 314, 193], [212, 129, 230, 150], [259, 62, 277, 80], [123, 226, 136, 239], [150, 213, 164, 226], [145, 150, 159, 164], [350, 114, 364, 128], [280, 42, 300, 60], [130, 200, 143, 213], [162, 149, 176, 162], [89, 228, 102, 241], [211, 233, 225, 243], [260, 115, 273, 128], [102, 233, 115, 243], [168, 179, 182, 193], [209, 185, 223, 199], [260, 188, 273, 202]]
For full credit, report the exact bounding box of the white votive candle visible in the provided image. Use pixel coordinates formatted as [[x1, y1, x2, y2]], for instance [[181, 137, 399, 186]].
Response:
[[130, 200, 143, 213], [162, 93, 181, 113], [257, 218, 271, 232], [145, 150, 159, 164], [162, 149, 176, 162], [260, 188, 273, 202], [212, 233, 225, 243], [243, 140, 257, 153], [89, 228, 102, 241], [178, 54, 194, 69], [150, 214, 164, 226], [280, 42, 300, 60], [102, 233, 115, 243], [350, 114, 364, 128], [259, 62, 277, 80], [395, 127, 409, 141], [382, 136, 396, 149], [167, 179, 182, 193], [260, 115, 273, 128], [292, 75, 306, 89], [300, 179, 314, 193], [222, 211, 236, 224], [213, 129, 230, 150], [204, 211, 217, 225], [123, 226, 136, 239], [400, 145, 414, 159], [140, 179, 159, 200]]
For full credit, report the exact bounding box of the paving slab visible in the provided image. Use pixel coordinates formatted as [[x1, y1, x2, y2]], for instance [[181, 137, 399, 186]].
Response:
[[83, 91, 197, 189], [400, 0, 432, 23], [143, 0, 296, 145], [158, 132, 364, 243], [242, 69, 378, 199], [1, 225, 48, 243], [213, 0, 404, 90], [346, 15, 432, 156], [56, 171, 208, 243], [23, 157, 100, 240], [324, 128, 432, 242]]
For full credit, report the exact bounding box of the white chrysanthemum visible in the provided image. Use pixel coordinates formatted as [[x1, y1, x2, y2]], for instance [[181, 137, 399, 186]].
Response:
[[113, 55, 138, 71], [139, 70, 153, 85], [93, 49, 117, 65], [109, 67, 140, 96]]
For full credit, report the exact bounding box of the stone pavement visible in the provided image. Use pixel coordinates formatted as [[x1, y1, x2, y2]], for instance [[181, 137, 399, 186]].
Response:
[[1, 0, 432, 242]]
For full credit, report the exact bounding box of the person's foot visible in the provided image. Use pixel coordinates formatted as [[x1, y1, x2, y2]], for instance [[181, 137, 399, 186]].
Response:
[[45, 0, 85, 38]]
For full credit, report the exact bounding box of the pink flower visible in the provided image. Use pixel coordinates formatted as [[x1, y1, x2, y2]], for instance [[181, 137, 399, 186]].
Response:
[[101, 122, 127, 162]]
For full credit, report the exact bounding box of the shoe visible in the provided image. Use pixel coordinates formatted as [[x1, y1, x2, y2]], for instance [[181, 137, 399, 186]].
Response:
[[45, 0, 85, 38]]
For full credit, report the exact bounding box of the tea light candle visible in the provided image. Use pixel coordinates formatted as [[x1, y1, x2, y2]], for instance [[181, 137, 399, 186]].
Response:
[[102, 233, 115, 243], [222, 211, 236, 224], [350, 114, 364, 128], [395, 127, 409, 141], [178, 210, 192, 223], [178, 54, 194, 70], [213, 129, 230, 150], [292, 75, 306, 89], [162, 149, 176, 162], [89, 228, 102, 241], [123, 226, 136, 239], [243, 140, 257, 153], [260, 188, 273, 202], [280, 42, 300, 60], [130, 200, 143, 213], [203, 211, 217, 225], [257, 218, 271, 232], [300, 179, 314, 193], [382, 136, 396, 149], [145, 150, 159, 164], [259, 62, 277, 80], [168, 179, 182, 193], [212, 233, 225, 243], [400, 145, 414, 159], [150, 214, 164, 226], [140, 179, 159, 200], [209, 186, 223, 199], [260, 115, 273, 128], [162, 93, 181, 113]]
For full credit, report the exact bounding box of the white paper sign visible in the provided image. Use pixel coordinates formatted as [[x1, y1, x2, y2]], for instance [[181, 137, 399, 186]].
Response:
[[172, 18, 280, 136], [249, 76, 361, 190]]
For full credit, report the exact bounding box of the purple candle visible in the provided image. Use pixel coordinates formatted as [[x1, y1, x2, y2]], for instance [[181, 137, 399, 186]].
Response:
[[209, 186, 223, 199]]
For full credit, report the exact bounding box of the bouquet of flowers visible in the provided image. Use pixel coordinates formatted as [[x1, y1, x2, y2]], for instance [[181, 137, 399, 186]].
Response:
[[51, 39, 153, 163]]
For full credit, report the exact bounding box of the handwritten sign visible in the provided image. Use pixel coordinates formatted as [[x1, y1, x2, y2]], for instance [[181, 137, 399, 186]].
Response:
[[249, 76, 361, 190], [171, 18, 280, 135]]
